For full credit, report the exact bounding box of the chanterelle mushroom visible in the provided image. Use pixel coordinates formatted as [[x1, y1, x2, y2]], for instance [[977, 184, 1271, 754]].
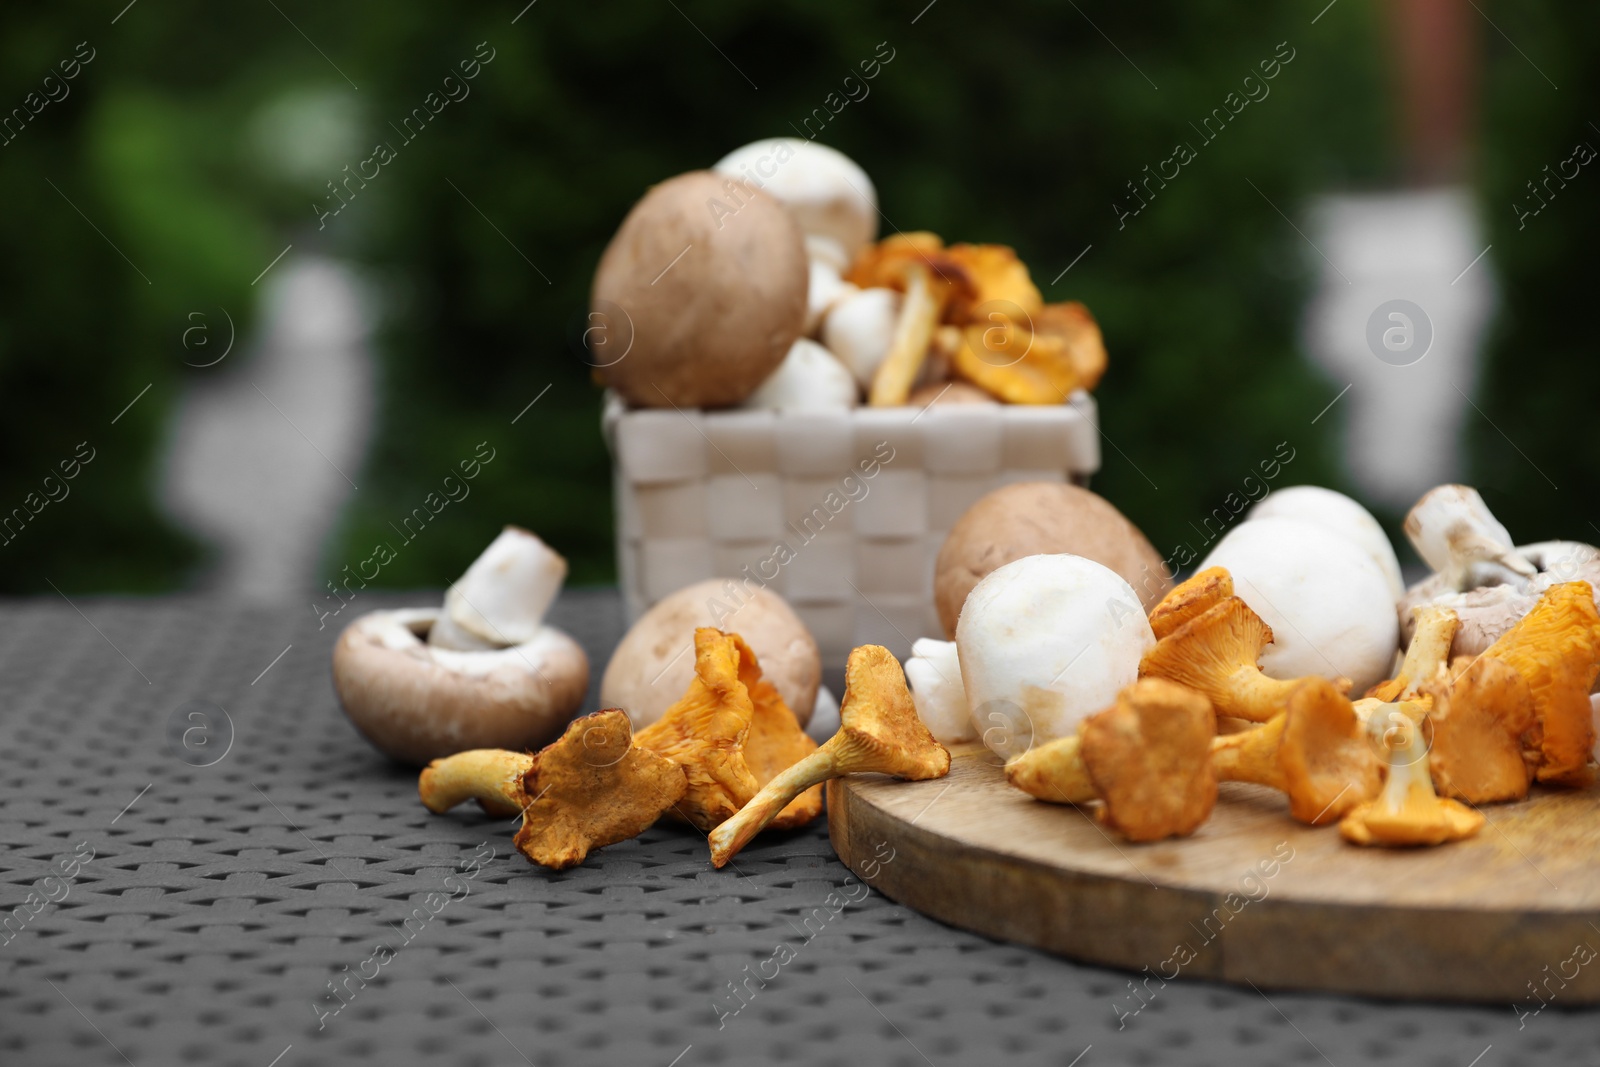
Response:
[[1139, 594, 1327, 723], [1423, 656, 1535, 804], [633, 628, 822, 832], [1480, 582, 1600, 785], [1339, 700, 1484, 847], [332, 528, 589, 765], [1148, 566, 1234, 640], [1209, 678, 1381, 824], [417, 711, 690, 870], [707, 645, 950, 867], [1004, 679, 1217, 842]]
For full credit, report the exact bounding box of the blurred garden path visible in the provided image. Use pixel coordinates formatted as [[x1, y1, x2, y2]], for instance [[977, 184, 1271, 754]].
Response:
[[159, 257, 374, 603]]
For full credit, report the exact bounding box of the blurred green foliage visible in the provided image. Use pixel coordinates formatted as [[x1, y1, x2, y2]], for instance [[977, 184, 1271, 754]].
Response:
[[1476, 0, 1598, 543], [0, 1, 1432, 595]]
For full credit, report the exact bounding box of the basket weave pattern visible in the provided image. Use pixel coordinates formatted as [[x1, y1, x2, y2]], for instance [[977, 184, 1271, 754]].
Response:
[[605, 391, 1101, 663]]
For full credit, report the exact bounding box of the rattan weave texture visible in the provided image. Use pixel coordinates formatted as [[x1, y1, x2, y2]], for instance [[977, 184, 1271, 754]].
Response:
[[1, 591, 1593, 1066]]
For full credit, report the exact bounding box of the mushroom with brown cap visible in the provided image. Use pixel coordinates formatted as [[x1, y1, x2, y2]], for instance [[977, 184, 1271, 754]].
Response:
[[602, 579, 820, 731], [590, 170, 809, 409], [707, 644, 950, 867], [1004, 678, 1218, 842], [935, 481, 1172, 638], [332, 528, 589, 765]]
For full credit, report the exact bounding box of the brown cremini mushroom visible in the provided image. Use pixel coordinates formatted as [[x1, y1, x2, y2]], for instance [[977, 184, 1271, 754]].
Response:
[[591, 170, 808, 409], [602, 579, 820, 731], [1005, 679, 1217, 842], [707, 645, 950, 867], [1139, 595, 1325, 723], [1480, 581, 1600, 785], [1209, 678, 1381, 824], [934, 481, 1172, 636]]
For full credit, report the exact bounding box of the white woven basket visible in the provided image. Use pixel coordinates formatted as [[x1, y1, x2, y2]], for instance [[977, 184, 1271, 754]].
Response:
[[604, 391, 1101, 665]]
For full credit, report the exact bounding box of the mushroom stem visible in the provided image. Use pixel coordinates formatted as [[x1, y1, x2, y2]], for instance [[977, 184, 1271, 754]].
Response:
[[867, 263, 939, 406], [1368, 605, 1459, 702], [707, 645, 949, 868], [1339, 700, 1484, 846], [1003, 735, 1097, 804], [1139, 596, 1310, 722], [419, 749, 534, 816], [430, 526, 568, 651], [1404, 485, 1536, 592], [1209, 716, 1288, 789]]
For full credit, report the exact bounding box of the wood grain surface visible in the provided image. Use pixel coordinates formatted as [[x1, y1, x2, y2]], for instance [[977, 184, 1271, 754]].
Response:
[[827, 742, 1600, 1004]]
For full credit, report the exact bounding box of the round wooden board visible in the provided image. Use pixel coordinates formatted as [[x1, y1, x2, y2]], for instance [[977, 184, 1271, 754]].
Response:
[[827, 743, 1600, 1004]]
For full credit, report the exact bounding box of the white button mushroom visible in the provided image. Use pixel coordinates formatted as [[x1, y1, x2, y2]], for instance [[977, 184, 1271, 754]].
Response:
[[1200, 517, 1399, 693], [1247, 485, 1404, 601], [712, 138, 878, 262], [821, 287, 900, 391], [332, 528, 589, 765], [804, 259, 860, 336], [743, 338, 860, 412], [904, 638, 975, 744], [956, 554, 1155, 761]]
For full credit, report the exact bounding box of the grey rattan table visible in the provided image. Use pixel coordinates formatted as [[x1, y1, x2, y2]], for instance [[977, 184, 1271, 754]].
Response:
[[1, 589, 1592, 1066]]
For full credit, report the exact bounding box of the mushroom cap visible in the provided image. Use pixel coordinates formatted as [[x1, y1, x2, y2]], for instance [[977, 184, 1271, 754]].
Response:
[[602, 579, 820, 730], [633, 628, 761, 831], [1397, 541, 1600, 659], [1080, 678, 1218, 842], [1424, 656, 1535, 804], [935, 482, 1172, 637], [512, 709, 689, 869], [957, 553, 1156, 760], [1200, 517, 1398, 693], [1277, 678, 1382, 824], [821, 286, 900, 390], [591, 170, 808, 409], [833, 644, 951, 780], [743, 337, 859, 412], [904, 638, 975, 744], [1248, 485, 1403, 600], [332, 608, 589, 766], [712, 138, 878, 261], [1148, 566, 1234, 640]]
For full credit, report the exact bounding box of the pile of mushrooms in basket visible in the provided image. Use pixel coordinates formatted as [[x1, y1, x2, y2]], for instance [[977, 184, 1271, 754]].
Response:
[[325, 137, 1600, 873]]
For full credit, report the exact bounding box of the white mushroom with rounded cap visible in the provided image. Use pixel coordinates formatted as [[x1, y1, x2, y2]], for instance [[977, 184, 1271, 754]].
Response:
[[332, 527, 589, 765], [1248, 485, 1404, 600], [1200, 517, 1398, 693], [712, 138, 878, 261], [904, 638, 974, 744], [956, 554, 1155, 761], [743, 338, 859, 412]]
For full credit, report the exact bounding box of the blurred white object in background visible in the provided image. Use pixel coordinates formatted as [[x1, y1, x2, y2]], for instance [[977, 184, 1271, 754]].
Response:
[[160, 256, 374, 601], [1302, 186, 1495, 510]]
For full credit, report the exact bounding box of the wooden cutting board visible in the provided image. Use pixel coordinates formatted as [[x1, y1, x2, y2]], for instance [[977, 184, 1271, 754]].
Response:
[[827, 742, 1600, 1005]]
